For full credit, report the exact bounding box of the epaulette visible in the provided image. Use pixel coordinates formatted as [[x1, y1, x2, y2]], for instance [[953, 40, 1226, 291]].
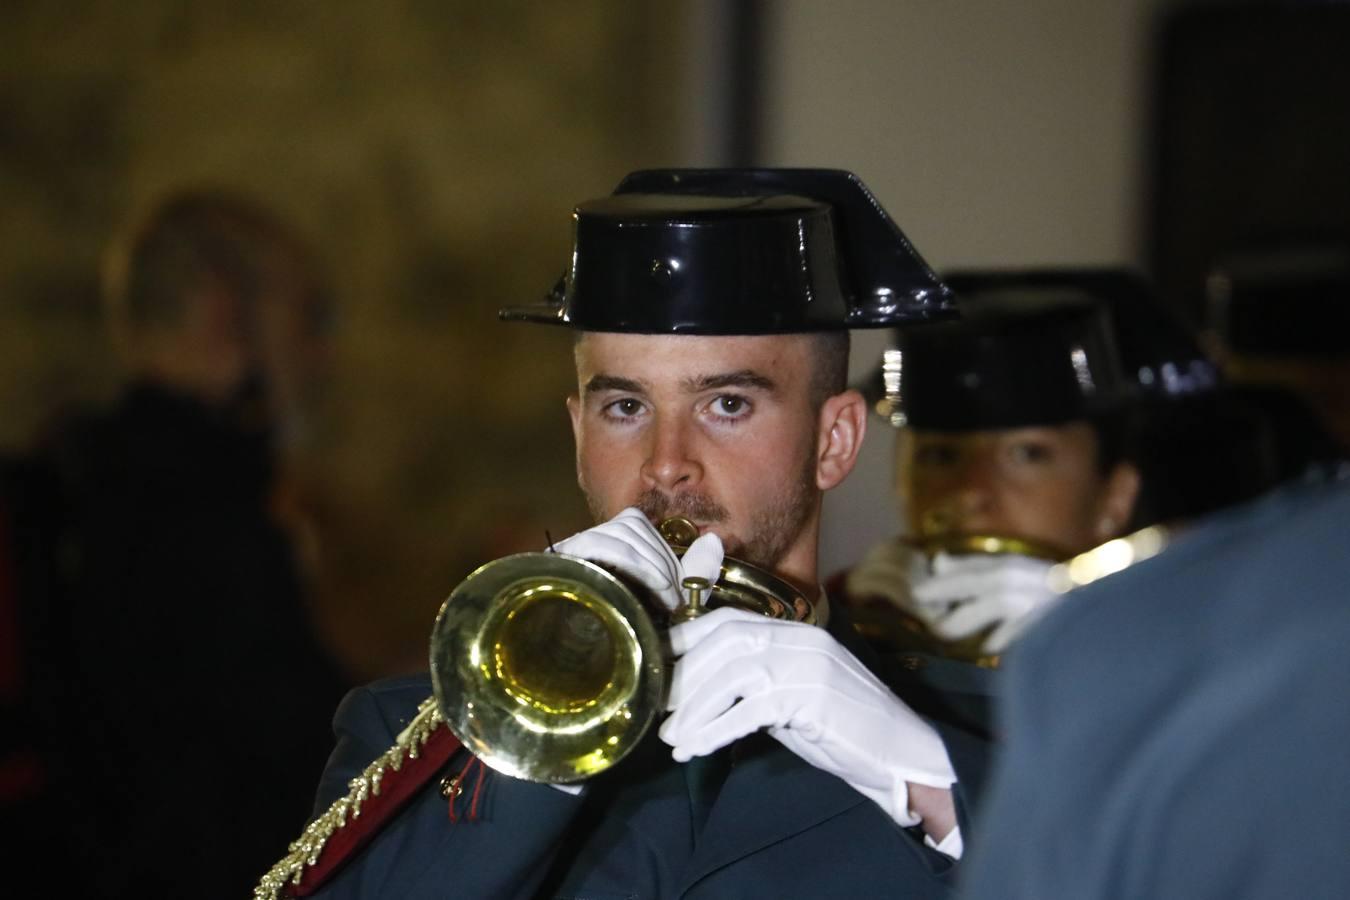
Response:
[[254, 697, 467, 898]]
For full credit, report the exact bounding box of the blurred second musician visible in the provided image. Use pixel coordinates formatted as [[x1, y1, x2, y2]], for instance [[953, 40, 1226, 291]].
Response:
[[845, 289, 1141, 659]]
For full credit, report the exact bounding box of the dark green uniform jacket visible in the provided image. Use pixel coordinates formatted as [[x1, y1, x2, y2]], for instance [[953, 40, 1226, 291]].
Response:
[[309, 611, 990, 899]]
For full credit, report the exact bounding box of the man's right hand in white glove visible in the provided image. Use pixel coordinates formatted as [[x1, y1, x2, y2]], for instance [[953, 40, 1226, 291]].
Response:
[[552, 507, 724, 611], [660, 608, 958, 836]]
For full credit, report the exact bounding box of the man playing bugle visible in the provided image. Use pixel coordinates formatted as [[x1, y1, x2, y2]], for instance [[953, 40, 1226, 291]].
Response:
[[260, 170, 989, 899]]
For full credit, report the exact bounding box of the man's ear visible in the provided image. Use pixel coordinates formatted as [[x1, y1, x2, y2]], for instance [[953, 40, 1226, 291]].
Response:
[[1094, 461, 1143, 541], [566, 394, 582, 444], [816, 389, 867, 491]]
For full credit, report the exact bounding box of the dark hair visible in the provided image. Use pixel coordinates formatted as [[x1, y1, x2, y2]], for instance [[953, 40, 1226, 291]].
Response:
[[808, 330, 851, 409], [1087, 409, 1136, 477], [1127, 391, 1297, 528], [106, 190, 311, 331]]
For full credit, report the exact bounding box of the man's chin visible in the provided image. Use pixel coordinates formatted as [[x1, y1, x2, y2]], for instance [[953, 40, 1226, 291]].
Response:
[[711, 530, 785, 572]]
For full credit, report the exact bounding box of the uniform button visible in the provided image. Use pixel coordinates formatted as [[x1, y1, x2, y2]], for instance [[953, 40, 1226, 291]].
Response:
[[898, 654, 926, 671]]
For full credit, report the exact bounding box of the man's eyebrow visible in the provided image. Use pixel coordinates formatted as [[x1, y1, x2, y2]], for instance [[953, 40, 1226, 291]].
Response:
[[683, 370, 777, 393], [584, 374, 647, 394]]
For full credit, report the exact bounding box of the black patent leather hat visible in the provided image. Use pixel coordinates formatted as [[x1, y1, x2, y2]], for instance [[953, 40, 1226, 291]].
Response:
[[874, 294, 1130, 431], [944, 269, 1220, 402], [499, 169, 954, 334], [866, 268, 1223, 430]]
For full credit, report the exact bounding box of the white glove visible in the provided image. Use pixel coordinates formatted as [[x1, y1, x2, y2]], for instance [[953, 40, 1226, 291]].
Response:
[[552, 507, 724, 611], [843, 538, 929, 610], [911, 552, 1059, 653], [658, 607, 956, 827]]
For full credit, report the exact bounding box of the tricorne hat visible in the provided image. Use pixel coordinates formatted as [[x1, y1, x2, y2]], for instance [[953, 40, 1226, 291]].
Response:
[[867, 268, 1223, 431], [873, 292, 1129, 431], [499, 169, 955, 334]]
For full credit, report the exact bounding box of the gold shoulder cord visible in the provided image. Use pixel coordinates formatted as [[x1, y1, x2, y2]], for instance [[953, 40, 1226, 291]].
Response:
[[254, 698, 445, 900]]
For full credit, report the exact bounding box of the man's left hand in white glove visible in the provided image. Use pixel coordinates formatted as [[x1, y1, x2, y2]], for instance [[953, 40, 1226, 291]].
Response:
[[658, 607, 962, 855], [551, 507, 724, 611], [911, 552, 1059, 653]]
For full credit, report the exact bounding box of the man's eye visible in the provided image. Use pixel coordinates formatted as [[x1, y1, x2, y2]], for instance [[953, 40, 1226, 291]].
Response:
[[603, 398, 645, 419], [1008, 442, 1053, 464], [710, 395, 751, 418]]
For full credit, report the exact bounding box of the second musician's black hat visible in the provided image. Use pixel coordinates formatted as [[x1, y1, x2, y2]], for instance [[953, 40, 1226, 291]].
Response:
[[872, 292, 1130, 431], [499, 168, 955, 334], [945, 269, 1220, 401], [866, 268, 1223, 431]]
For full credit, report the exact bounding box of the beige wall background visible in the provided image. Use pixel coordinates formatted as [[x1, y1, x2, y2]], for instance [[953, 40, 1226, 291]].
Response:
[[757, 0, 1172, 574]]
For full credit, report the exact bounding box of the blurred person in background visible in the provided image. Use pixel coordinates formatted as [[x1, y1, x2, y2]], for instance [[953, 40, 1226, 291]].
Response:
[[958, 253, 1350, 900], [833, 268, 1293, 746], [1092, 269, 1279, 529], [839, 268, 1284, 670], [839, 287, 1143, 671], [3, 190, 350, 898]]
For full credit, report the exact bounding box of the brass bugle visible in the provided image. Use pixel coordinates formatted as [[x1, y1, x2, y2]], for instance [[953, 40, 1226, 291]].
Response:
[[911, 504, 1070, 562], [848, 603, 1002, 666], [903, 532, 1068, 562], [852, 529, 1067, 666], [428, 517, 812, 784]]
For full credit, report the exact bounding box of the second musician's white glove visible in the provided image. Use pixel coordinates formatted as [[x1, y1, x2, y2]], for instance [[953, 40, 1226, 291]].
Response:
[[843, 537, 929, 610], [911, 552, 1059, 653], [552, 507, 724, 611], [658, 607, 956, 828]]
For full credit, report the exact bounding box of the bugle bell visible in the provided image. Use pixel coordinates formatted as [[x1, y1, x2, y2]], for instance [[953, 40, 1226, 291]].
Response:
[[429, 517, 812, 783]]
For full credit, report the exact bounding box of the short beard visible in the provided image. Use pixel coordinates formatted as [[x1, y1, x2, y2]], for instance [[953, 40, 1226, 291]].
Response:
[[583, 458, 818, 572]]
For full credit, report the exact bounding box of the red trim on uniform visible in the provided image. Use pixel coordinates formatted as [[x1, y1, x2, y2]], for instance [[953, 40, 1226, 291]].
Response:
[[446, 755, 487, 823], [285, 724, 465, 897], [468, 759, 486, 820]]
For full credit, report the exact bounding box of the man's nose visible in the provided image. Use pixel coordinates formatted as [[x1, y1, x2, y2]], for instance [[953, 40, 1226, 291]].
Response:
[[950, 454, 1000, 517], [641, 415, 703, 492], [925, 455, 999, 533]]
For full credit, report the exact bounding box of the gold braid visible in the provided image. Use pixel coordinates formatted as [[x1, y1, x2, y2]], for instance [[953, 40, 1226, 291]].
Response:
[[253, 697, 444, 900]]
